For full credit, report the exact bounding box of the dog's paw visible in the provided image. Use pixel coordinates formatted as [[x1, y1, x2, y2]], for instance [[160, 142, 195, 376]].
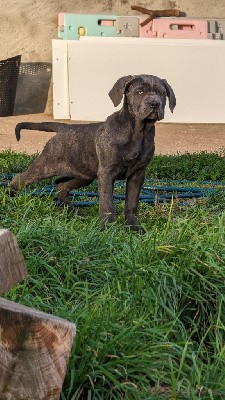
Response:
[[128, 224, 146, 234], [125, 215, 146, 234], [55, 201, 84, 216], [7, 186, 17, 197]]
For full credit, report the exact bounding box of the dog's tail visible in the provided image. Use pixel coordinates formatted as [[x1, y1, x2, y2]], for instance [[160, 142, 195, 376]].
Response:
[[15, 122, 69, 141]]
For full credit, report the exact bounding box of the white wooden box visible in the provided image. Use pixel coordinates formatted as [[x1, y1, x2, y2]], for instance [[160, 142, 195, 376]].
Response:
[[52, 37, 225, 123]]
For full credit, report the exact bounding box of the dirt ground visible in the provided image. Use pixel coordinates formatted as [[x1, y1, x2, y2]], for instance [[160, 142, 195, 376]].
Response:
[[0, 114, 225, 155]]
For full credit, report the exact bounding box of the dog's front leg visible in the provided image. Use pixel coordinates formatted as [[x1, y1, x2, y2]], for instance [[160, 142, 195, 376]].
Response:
[[125, 169, 146, 233], [97, 169, 116, 228]]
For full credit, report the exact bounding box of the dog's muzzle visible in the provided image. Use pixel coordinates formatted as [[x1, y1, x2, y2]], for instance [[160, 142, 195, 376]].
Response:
[[147, 108, 164, 122], [144, 99, 164, 121], [148, 111, 159, 119]]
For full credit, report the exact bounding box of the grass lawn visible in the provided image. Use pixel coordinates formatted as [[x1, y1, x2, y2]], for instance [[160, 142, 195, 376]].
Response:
[[0, 150, 225, 399]]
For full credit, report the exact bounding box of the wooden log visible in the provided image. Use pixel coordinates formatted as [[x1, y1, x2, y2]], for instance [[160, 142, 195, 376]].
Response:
[[0, 229, 27, 295], [0, 297, 76, 400]]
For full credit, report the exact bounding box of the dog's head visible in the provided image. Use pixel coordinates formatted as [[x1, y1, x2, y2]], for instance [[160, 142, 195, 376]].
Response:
[[109, 74, 176, 122]]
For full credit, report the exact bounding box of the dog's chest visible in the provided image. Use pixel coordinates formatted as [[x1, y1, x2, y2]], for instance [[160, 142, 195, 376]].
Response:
[[122, 142, 142, 163], [118, 129, 155, 177], [121, 130, 154, 164]]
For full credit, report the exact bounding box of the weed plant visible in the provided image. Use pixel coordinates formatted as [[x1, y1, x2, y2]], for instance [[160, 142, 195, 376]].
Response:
[[0, 150, 225, 399]]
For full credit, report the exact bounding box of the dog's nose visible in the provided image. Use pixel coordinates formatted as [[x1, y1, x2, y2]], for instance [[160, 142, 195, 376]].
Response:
[[150, 100, 160, 109]]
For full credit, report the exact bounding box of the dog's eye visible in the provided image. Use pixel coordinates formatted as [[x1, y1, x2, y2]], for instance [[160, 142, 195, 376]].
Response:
[[137, 90, 144, 95], [160, 91, 166, 96]]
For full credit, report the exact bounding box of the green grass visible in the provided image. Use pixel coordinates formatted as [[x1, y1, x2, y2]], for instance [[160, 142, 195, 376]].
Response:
[[146, 150, 225, 181], [0, 150, 225, 399]]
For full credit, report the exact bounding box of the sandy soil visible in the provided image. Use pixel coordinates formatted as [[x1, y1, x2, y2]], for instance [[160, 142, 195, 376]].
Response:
[[0, 114, 225, 155]]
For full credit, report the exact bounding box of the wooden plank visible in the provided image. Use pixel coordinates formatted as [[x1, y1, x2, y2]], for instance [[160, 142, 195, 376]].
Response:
[[0, 298, 76, 400], [0, 229, 27, 295]]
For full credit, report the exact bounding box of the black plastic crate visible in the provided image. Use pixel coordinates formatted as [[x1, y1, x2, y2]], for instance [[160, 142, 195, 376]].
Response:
[[14, 62, 52, 115], [0, 55, 21, 117]]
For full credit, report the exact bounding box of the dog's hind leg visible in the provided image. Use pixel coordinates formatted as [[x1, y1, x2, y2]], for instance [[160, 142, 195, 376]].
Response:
[[55, 176, 94, 208], [9, 155, 63, 195]]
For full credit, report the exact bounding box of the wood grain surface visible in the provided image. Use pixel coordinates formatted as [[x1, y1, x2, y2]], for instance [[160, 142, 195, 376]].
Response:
[[0, 229, 27, 295], [0, 298, 76, 400]]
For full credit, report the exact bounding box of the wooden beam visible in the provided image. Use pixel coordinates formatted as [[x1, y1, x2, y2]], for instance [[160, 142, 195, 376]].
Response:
[[0, 298, 76, 400], [0, 229, 27, 295]]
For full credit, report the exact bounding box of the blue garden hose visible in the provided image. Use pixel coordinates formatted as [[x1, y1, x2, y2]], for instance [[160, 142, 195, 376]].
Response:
[[0, 173, 224, 206]]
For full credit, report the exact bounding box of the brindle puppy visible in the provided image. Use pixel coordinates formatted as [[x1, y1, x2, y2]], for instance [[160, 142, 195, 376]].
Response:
[[10, 74, 176, 232]]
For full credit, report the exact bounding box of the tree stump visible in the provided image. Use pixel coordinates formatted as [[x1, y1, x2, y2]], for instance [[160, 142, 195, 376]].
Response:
[[0, 297, 76, 400], [0, 228, 76, 399], [0, 229, 27, 295]]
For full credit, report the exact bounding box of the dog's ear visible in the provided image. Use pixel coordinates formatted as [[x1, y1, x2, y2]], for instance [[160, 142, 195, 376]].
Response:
[[162, 79, 176, 113], [109, 75, 133, 107]]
